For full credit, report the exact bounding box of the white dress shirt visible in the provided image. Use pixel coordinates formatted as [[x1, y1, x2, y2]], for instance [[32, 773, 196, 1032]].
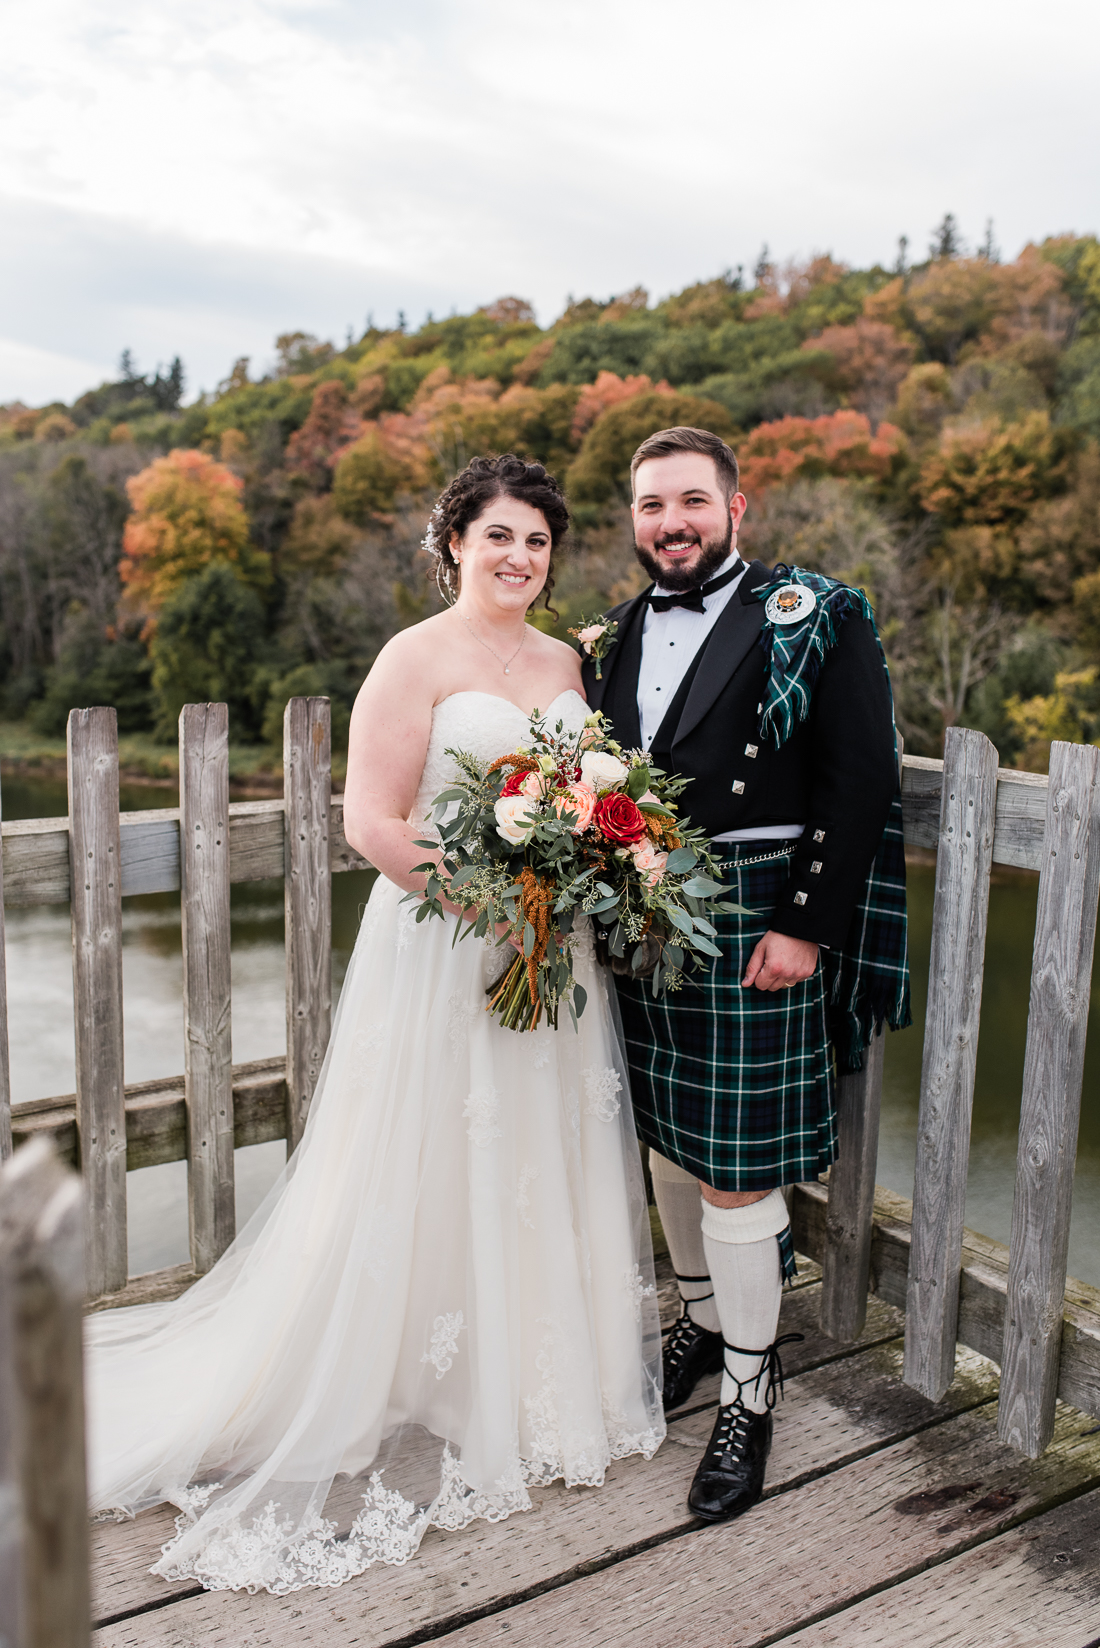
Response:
[[638, 554, 747, 749], [638, 553, 803, 845]]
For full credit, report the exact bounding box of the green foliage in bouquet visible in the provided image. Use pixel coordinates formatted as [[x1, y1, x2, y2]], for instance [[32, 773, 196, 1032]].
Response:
[[406, 709, 749, 1032]]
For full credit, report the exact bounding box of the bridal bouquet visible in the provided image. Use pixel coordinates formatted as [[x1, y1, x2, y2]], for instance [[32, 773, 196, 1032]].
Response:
[[407, 709, 744, 1032]]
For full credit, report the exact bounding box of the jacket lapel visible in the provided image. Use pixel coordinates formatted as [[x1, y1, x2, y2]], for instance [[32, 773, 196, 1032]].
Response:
[[585, 593, 647, 747], [672, 559, 770, 747]]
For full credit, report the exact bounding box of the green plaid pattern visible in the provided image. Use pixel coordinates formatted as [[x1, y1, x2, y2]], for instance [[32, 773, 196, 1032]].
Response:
[[749, 566, 875, 749], [825, 791, 912, 1072], [617, 845, 838, 1194]]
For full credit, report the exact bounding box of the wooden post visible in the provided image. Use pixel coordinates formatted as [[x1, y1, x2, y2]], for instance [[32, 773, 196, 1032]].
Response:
[[283, 698, 331, 1152], [0, 765, 12, 1162], [0, 1138, 90, 1648], [904, 726, 998, 1401], [998, 739, 1100, 1456], [67, 708, 126, 1298], [819, 1028, 885, 1340], [179, 704, 235, 1273]]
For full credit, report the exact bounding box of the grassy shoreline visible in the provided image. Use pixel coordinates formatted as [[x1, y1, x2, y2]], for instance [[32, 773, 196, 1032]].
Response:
[[0, 720, 348, 797]]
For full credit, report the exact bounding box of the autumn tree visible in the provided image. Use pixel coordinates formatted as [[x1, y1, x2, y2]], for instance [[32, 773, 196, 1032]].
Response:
[[801, 320, 914, 425], [736, 410, 907, 497], [120, 448, 270, 619], [916, 412, 1064, 530], [565, 390, 734, 506], [285, 380, 365, 491]]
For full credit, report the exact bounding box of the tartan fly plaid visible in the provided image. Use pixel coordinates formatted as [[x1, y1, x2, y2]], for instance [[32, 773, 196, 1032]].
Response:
[[616, 845, 838, 1196], [825, 791, 912, 1072]]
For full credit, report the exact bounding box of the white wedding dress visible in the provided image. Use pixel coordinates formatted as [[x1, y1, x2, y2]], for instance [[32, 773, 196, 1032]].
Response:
[[85, 689, 664, 1595]]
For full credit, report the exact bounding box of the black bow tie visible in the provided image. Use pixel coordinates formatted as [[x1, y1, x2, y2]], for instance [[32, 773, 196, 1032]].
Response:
[[646, 558, 744, 615]]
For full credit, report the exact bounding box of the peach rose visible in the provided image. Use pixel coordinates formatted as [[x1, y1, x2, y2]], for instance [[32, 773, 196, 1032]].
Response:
[[631, 838, 669, 885], [494, 794, 537, 845], [576, 624, 607, 651], [519, 770, 547, 798], [553, 781, 597, 833]]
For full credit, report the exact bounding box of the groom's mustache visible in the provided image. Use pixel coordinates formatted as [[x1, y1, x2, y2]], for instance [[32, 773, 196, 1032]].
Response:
[[653, 534, 702, 551]]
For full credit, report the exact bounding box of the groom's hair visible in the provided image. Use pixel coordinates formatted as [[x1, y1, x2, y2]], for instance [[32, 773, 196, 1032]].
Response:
[[630, 426, 740, 501]]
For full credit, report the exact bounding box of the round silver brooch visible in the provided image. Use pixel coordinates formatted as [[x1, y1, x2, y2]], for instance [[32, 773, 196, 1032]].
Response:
[[764, 584, 817, 625]]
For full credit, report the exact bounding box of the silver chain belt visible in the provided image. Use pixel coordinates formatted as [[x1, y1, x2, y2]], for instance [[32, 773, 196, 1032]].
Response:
[[717, 844, 797, 871]]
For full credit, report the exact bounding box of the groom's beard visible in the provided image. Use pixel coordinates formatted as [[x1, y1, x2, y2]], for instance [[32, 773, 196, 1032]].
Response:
[[633, 517, 735, 593]]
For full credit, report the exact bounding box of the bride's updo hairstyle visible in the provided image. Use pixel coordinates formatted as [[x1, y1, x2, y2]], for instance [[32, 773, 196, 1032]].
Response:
[[424, 454, 570, 613]]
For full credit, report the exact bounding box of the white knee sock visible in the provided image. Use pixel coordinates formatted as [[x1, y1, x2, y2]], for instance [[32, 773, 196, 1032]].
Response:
[[701, 1190, 789, 1413], [649, 1149, 720, 1335]]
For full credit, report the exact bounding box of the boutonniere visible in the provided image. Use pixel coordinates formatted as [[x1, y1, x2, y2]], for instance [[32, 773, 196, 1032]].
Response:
[[569, 614, 619, 680]]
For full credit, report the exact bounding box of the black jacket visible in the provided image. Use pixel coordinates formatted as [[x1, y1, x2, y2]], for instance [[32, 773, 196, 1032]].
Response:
[[581, 560, 897, 949]]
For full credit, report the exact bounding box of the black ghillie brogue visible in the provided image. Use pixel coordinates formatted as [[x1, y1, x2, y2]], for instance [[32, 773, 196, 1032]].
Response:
[[687, 1332, 803, 1523], [662, 1308, 724, 1412]]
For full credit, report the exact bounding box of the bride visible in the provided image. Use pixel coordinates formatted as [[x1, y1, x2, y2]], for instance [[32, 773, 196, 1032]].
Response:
[[85, 454, 665, 1595]]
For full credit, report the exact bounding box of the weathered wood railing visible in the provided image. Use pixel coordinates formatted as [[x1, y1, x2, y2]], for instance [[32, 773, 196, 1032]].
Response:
[[1, 710, 1099, 1460]]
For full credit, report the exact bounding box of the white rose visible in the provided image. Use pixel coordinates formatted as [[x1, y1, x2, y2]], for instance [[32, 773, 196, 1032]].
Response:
[[494, 794, 536, 844], [580, 750, 630, 792]]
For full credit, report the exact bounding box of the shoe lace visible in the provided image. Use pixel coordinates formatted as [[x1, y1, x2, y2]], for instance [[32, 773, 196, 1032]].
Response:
[[712, 1398, 755, 1454], [722, 1332, 805, 1411], [665, 1309, 709, 1371]]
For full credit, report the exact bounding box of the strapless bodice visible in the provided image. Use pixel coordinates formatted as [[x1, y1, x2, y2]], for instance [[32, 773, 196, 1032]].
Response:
[[412, 690, 587, 820]]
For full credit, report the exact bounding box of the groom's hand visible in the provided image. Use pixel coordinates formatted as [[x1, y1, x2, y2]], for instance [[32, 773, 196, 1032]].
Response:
[[742, 931, 819, 992]]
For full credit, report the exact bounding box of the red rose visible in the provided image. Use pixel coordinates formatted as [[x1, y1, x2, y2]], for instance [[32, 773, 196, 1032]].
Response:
[[500, 770, 528, 797], [593, 792, 647, 845]]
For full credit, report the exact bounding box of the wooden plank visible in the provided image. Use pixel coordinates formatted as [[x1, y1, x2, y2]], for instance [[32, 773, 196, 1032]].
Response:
[[434, 1403, 1100, 1648], [68, 707, 127, 1299], [820, 1027, 884, 1341], [777, 1484, 1100, 1645], [2, 798, 370, 910], [0, 768, 11, 1160], [1, 817, 71, 906], [1000, 739, 1100, 1458], [87, 1287, 960, 1637], [793, 1179, 1100, 1425], [85, 1263, 199, 1315], [905, 727, 998, 1402], [179, 704, 235, 1274], [899, 754, 942, 851], [283, 698, 332, 1152], [11, 1057, 288, 1173], [0, 1140, 90, 1648]]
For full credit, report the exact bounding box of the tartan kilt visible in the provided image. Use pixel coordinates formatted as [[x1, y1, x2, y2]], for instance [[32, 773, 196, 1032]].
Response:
[[615, 844, 838, 1192]]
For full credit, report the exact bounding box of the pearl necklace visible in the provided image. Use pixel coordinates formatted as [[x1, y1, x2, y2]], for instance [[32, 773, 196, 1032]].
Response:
[[459, 611, 528, 675]]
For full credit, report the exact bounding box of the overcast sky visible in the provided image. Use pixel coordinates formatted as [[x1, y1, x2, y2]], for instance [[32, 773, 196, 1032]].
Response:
[[2, 0, 1098, 405]]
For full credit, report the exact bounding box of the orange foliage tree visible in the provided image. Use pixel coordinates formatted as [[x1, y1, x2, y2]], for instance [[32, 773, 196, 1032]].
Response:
[[736, 411, 907, 497], [802, 319, 914, 422], [120, 449, 270, 618], [864, 251, 1069, 364], [285, 380, 365, 490], [570, 371, 670, 441]]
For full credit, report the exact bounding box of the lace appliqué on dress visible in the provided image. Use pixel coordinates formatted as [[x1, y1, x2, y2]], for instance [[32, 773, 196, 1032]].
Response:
[[463, 1085, 503, 1148], [623, 1263, 655, 1323], [421, 1311, 466, 1378], [583, 1066, 622, 1122], [516, 1164, 539, 1229], [350, 1022, 388, 1076], [447, 991, 480, 1058], [533, 1038, 552, 1071]]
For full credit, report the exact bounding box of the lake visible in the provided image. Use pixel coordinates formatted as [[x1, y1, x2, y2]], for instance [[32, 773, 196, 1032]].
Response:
[[3, 773, 1099, 1287]]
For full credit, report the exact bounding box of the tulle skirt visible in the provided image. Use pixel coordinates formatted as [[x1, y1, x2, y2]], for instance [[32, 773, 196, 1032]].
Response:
[[84, 876, 664, 1594]]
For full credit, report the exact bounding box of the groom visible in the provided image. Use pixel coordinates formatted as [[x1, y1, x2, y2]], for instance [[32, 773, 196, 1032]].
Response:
[[581, 425, 899, 1523]]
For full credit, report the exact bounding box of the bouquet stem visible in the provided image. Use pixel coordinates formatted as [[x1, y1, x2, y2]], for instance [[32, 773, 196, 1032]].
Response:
[[486, 951, 550, 1032]]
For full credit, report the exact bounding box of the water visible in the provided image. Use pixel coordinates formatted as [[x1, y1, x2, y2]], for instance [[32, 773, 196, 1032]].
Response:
[[3, 776, 1099, 1286], [2, 773, 375, 1275]]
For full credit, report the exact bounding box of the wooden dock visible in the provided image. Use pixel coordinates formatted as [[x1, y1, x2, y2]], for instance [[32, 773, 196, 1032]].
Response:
[[87, 1264, 1100, 1647], [5, 703, 1100, 1646]]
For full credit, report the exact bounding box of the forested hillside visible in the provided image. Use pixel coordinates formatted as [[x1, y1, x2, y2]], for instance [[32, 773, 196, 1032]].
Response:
[[3, 226, 1100, 767]]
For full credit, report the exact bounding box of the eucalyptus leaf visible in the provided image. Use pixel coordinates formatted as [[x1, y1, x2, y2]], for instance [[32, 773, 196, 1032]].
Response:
[[572, 982, 587, 1019], [665, 847, 698, 874], [680, 875, 725, 897], [523, 921, 536, 957]]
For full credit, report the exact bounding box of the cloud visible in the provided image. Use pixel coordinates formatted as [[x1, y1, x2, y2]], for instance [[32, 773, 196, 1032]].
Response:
[[2, 0, 1098, 403]]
